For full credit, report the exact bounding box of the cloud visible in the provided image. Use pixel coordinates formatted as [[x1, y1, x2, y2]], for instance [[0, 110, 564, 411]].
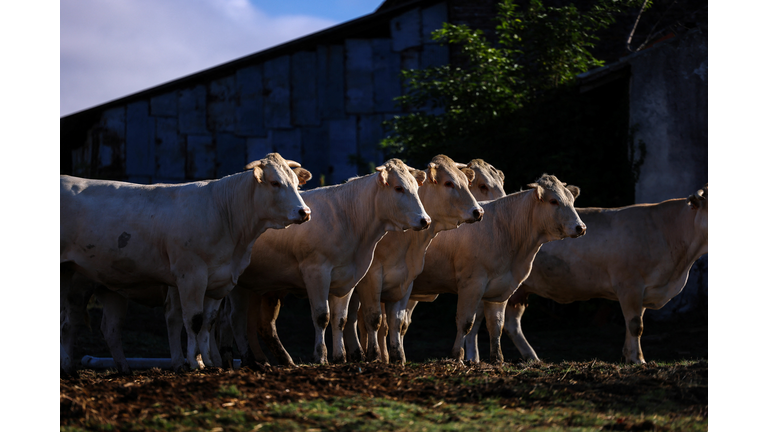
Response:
[[60, 0, 337, 116]]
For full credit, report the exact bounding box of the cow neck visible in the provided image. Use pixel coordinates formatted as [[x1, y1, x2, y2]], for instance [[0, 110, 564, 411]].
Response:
[[310, 173, 390, 248], [489, 188, 548, 266], [418, 184, 454, 234], [654, 198, 708, 266], [210, 170, 264, 246]]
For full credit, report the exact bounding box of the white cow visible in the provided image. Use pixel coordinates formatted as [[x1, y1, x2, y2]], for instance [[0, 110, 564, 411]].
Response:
[[346, 158, 504, 364], [231, 158, 432, 365], [404, 174, 586, 364], [471, 184, 709, 364], [60, 153, 311, 374]]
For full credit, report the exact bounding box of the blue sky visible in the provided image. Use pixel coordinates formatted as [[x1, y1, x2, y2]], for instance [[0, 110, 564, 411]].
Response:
[[60, 0, 385, 116]]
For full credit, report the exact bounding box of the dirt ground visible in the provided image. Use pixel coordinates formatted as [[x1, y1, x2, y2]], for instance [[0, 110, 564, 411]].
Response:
[[62, 294, 707, 429]]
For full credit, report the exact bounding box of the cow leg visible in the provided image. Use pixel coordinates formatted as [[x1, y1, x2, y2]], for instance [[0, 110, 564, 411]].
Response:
[[402, 299, 420, 339], [200, 297, 223, 367], [502, 289, 539, 361], [244, 292, 272, 366], [302, 267, 333, 364], [257, 293, 295, 366], [384, 292, 412, 365], [483, 301, 506, 364], [357, 283, 386, 363], [164, 287, 186, 371], [464, 302, 485, 363], [174, 267, 208, 370], [329, 291, 354, 363], [343, 292, 364, 362], [60, 267, 91, 375], [618, 289, 646, 364], [378, 304, 389, 363], [452, 286, 485, 362], [95, 288, 132, 374], [226, 286, 268, 367], [217, 294, 236, 369]]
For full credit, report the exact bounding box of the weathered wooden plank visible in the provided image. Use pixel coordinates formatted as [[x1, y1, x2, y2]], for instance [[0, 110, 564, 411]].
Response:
[[390, 8, 421, 52], [125, 100, 155, 181], [291, 51, 320, 126], [358, 115, 385, 171], [179, 85, 207, 135], [421, 2, 448, 43], [328, 116, 359, 183], [186, 134, 215, 180], [208, 75, 236, 133], [150, 91, 177, 117], [246, 137, 273, 164], [301, 125, 330, 189], [155, 117, 185, 181], [372, 39, 401, 113], [263, 56, 292, 128], [215, 133, 247, 178], [235, 65, 266, 137], [271, 129, 302, 164], [346, 39, 374, 114], [420, 43, 449, 69], [317, 45, 346, 120]]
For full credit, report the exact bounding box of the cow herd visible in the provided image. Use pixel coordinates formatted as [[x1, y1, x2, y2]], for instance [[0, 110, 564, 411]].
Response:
[[60, 152, 708, 375]]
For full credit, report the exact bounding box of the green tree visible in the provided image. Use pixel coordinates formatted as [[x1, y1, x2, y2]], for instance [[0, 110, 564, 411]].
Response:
[[382, 0, 646, 206]]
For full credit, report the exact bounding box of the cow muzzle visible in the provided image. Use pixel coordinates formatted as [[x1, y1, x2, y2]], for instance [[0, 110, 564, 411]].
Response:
[[297, 207, 311, 224], [414, 215, 432, 231], [570, 223, 586, 238]]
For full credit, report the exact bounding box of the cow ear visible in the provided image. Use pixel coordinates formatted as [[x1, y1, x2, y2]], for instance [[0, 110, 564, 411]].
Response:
[[293, 167, 312, 186], [527, 183, 543, 201], [410, 169, 427, 186], [246, 160, 264, 183], [566, 185, 581, 200], [687, 191, 702, 209], [461, 167, 475, 184], [376, 164, 389, 186], [427, 163, 438, 184]]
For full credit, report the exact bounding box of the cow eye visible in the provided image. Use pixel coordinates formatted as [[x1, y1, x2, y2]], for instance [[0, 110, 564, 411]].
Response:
[[549, 199, 558, 205], [271, 181, 280, 187], [444, 181, 454, 188], [480, 184, 488, 191], [394, 186, 404, 193]]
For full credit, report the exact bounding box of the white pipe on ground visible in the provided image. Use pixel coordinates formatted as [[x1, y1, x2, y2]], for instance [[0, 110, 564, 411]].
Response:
[[80, 356, 242, 370]]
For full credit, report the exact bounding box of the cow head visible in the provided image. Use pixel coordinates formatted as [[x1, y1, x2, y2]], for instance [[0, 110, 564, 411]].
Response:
[[375, 158, 432, 231], [245, 153, 312, 227], [687, 183, 708, 248], [467, 159, 506, 201], [526, 174, 586, 241], [419, 155, 485, 231]]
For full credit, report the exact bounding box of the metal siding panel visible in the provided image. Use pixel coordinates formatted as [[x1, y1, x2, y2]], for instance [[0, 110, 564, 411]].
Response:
[[390, 8, 421, 52], [235, 65, 266, 137], [216, 133, 247, 178], [422, 2, 448, 44], [263, 56, 292, 128], [291, 51, 320, 126], [328, 117, 358, 183], [150, 92, 177, 117], [186, 134, 216, 180], [358, 115, 385, 171], [246, 137, 273, 164], [125, 100, 155, 180], [179, 85, 207, 135], [155, 117, 185, 180], [345, 39, 374, 114], [271, 129, 302, 164], [98, 107, 126, 174], [317, 45, 346, 119], [372, 39, 401, 113], [208, 75, 236, 133], [301, 125, 330, 189]]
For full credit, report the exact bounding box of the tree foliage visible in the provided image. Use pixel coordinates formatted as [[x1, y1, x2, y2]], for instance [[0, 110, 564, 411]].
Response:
[[381, 0, 646, 206]]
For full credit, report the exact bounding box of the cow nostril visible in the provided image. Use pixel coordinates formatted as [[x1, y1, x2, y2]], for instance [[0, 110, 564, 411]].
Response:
[[576, 224, 585, 234], [420, 217, 431, 228], [473, 209, 483, 221]]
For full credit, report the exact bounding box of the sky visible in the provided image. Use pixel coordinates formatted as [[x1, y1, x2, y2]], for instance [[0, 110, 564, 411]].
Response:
[[60, 0, 385, 116]]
